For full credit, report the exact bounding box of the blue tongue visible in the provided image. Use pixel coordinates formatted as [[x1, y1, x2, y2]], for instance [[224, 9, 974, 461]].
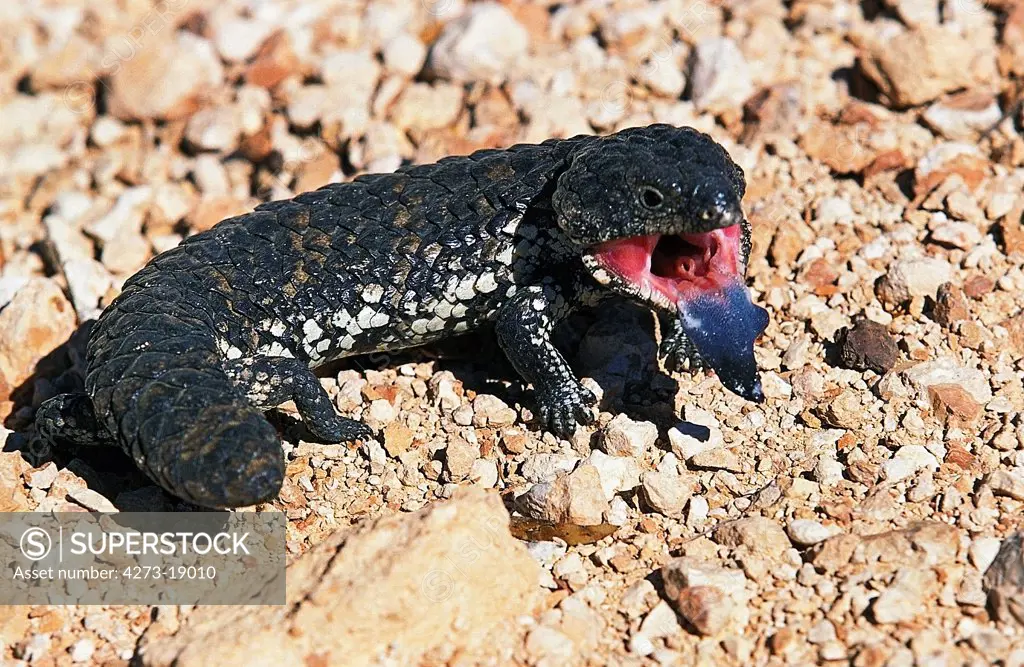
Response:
[[676, 280, 769, 402]]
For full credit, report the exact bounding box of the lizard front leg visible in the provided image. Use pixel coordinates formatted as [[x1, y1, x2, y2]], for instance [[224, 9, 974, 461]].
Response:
[[494, 283, 596, 438], [658, 311, 706, 373]]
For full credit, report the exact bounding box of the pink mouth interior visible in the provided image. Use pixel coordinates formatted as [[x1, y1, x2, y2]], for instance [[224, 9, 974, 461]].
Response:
[[591, 225, 743, 304]]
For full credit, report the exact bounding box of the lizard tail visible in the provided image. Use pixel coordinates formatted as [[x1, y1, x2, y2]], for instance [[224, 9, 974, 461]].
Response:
[[84, 285, 284, 509]]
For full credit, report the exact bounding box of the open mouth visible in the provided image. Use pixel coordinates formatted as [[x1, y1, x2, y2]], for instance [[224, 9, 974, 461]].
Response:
[[586, 225, 744, 308]]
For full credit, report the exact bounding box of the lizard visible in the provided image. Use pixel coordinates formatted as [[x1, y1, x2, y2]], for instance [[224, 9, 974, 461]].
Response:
[[35, 124, 762, 509]]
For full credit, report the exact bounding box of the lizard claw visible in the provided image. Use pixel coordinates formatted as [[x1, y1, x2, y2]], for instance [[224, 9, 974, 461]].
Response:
[[661, 330, 706, 373], [536, 383, 597, 439]]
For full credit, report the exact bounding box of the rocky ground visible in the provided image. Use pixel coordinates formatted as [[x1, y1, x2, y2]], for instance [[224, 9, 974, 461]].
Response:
[[1, 0, 1024, 664]]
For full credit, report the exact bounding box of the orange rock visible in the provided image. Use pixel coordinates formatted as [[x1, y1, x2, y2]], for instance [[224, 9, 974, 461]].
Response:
[[944, 446, 976, 470], [245, 32, 300, 89], [107, 33, 223, 121], [963, 275, 994, 299], [674, 586, 731, 636], [799, 257, 840, 292], [998, 204, 1024, 255], [932, 283, 969, 327], [0, 279, 76, 396], [799, 122, 875, 174], [1005, 312, 1024, 357], [382, 423, 414, 457], [914, 154, 989, 198], [293, 149, 341, 193], [928, 383, 982, 428], [863, 149, 911, 179], [769, 218, 816, 267], [188, 197, 250, 233]]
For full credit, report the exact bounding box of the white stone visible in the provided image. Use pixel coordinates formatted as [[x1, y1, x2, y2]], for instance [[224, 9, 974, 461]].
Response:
[[882, 445, 939, 483], [786, 519, 838, 546], [689, 38, 753, 112], [427, 3, 529, 84]]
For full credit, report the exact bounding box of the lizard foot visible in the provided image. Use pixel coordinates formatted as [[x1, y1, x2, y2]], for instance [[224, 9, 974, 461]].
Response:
[[304, 415, 374, 444], [535, 382, 597, 439], [661, 329, 707, 374], [35, 393, 117, 448]]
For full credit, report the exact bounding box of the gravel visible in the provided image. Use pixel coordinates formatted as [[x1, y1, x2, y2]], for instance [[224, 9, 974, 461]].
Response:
[[2, 0, 1023, 663]]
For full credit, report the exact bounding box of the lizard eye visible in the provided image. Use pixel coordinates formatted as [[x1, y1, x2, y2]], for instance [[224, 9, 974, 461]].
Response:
[[638, 186, 665, 210]]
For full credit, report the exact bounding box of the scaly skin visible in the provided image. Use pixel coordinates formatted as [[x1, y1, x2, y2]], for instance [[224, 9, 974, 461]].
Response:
[[35, 124, 750, 508]]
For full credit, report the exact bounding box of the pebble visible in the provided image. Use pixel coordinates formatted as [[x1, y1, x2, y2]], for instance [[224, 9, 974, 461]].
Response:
[[606, 496, 630, 526], [382, 423, 414, 457], [819, 390, 864, 429], [637, 600, 681, 639], [815, 197, 855, 225], [876, 256, 954, 304], [641, 471, 691, 516], [90, 116, 127, 147], [807, 619, 837, 645], [108, 33, 224, 120], [88, 186, 152, 243], [928, 383, 981, 427], [872, 568, 937, 624], [882, 445, 939, 483], [63, 259, 114, 322], [69, 638, 95, 662], [814, 456, 846, 487], [689, 38, 753, 112], [786, 519, 837, 547], [715, 517, 791, 559], [931, 221, 982, 250], [932, 283, 969, 327], [689, 447, 742, 472], [383, 33, 427, 77], [517, 464, 609, 525], [835, 318, 897, 374], [686, 495, 709, 527], [674, 585, 732, 636], [526, 540, 567, 570], [601, 414, 657, 458], [986, 470, 1024, 501], [185, 107, 241, 153], [628, 633, 655, 657], [443, 437, 479, 481], [472, 394, 517, 426], [389, 83, 464, 133], [661, 558, 749, 627], [901, 357, 993, 404], [213, 18, 275, 64], [427, 3, 529, 84], [923, 93, 1002, 140], [520, 453, 580, 483], [28, 463, 59, 490], [857, 24, 981, 107], [0, 279, 77, 392], [552, 551, 588, 587], [621, 579, 656, 619], [245, 32, 300, 89], [468, 459, 498, 488], [67, 488, 118, 513], [525, 626, 574, 663], [585, 450, 640, 500], [969, 536, 1003, 572], [669, 405, 724, 459]]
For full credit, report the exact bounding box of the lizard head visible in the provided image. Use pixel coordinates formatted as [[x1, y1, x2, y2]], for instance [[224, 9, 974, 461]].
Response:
[[553, 125, 748, 313], [552, 125, 767, 402]]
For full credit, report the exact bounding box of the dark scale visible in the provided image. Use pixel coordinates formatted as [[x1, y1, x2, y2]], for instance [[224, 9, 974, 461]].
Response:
[[36, 125, 762, 508]]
